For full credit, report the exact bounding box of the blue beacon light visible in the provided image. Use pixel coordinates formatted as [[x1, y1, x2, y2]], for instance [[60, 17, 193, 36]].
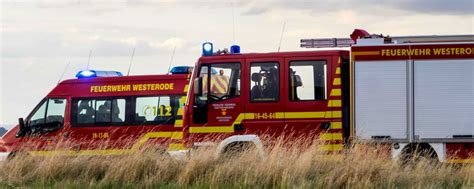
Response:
[[202, 42, 213, 56], [230, 45, 240, 54], [76, 70, 96, 78]]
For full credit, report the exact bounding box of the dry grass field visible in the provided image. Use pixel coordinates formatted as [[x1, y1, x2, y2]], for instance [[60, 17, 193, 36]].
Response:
[[0, 139, 472, 188]]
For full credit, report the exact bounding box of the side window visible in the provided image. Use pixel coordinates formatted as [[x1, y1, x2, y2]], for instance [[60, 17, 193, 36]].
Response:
[[250, 62, 279, 102], [289, 60, 327, 101], [77, 99, 96, 124], [95, 100, 111, 123], [209, 63, 241, 101], [29, 100, 47, 128], [135, 96, 173, 124], [112, 99, 125, 123], [75, 98, 126, 125]]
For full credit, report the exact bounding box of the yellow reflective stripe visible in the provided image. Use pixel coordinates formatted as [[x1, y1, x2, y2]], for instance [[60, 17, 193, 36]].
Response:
[[30, 150, 132, 156], [190, 111, 343, 133], [331, 122, 342, 129], [190, 126, 234, 133], [285, 112, 325, 119], [171, 132, 183, 139], [336, 67, 341, 74], [445, 158, 474, 163], [330, 89, 341, 96], [333, 78, 341, 85], [328, 100, 342, 107], [30, 131, 182, 156], [352, 51, 380, 56], [321, 144, 344, 151], [249, 112, 285, 119], [319, 133, 332, 141], [177, 108, 183, 116], [168, 143, 188, 151], [183, 84, 188, 92], [320, 133, 343, 141], [75, 150, 131, 156], [131, 132, 173, 150], [174, 120, 183, 127], [326, 111, 342, 118]]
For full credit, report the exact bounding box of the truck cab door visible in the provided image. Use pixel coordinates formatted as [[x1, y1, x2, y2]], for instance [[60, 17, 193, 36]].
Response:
[[244, 58, 286, 136], [21, 97, 68, 152], [284, 56, 334, 138], [190, 61, 244, 141]]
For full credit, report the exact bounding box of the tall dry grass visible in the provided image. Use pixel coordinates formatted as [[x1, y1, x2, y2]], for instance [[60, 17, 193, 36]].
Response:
[[0, 138, 472, 188]]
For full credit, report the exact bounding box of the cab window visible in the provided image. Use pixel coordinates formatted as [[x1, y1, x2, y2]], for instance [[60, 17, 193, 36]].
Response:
[[250, 62, 279, 102], [289, 60, 327, 101], [28, 98, 66, 132]]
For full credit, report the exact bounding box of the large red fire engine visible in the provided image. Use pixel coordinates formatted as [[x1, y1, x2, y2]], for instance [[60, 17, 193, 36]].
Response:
[[0, 68, 191, 159], [183, 30, 473, 163]]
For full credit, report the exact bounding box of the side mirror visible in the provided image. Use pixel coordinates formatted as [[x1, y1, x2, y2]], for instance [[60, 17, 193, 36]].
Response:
[[194, 77, 203, 96], [294, 75, 303, 87], [15, 118, 27, 138]]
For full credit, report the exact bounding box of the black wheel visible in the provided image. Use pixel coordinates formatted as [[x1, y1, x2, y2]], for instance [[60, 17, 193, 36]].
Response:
[[400, 143, 438, 167]]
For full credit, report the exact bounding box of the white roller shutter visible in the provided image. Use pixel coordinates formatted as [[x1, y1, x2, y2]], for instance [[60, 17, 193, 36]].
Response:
[[355, 61, 408, 140], [414, 59, 474, 139]]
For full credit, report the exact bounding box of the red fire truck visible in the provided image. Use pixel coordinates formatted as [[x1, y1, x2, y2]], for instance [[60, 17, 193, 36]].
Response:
[[183, 30, 473, 163], [0, 68, 191, 160]]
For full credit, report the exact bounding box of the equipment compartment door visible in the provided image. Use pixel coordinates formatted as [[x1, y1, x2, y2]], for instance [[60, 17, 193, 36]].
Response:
[[354, 60, 408, 140], [414, 59, 474, 139]]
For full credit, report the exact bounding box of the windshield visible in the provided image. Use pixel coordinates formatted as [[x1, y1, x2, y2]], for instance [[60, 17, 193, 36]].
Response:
[[198, 63, 241, 102]]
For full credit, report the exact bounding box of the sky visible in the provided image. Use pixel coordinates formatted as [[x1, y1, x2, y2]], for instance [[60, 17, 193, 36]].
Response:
[[1, 0, 473, 127]]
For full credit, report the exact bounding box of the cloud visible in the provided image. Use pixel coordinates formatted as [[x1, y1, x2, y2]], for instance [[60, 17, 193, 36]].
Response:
[[1, 30, 185, 58], [385, 0, 473, 15], [149, 37, 186, 50], [241, 6, 268, 16], [238, 0, 473, 16]]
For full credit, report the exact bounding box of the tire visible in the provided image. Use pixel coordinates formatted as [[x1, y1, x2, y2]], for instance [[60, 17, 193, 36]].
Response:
[[399, 143, 438, 167]]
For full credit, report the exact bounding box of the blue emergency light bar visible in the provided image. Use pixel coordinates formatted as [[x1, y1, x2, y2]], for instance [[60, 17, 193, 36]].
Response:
[[170, 66, 193, 74], [76, 70, 123, 78]]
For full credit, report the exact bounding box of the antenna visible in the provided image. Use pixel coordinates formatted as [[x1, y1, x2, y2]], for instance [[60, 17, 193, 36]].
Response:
[[58, 61, 71, 83], [167, 46, 177, 74], [86, 50, 92, 69], [231, 1, 235, 44], [277, 21, 286, 52], [127, 48, 135, 76]]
